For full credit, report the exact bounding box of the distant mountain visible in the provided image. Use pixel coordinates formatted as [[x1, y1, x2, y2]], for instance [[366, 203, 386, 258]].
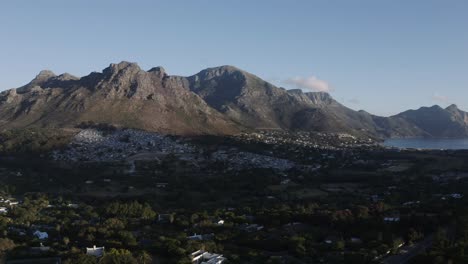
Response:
[[390, 105, 468, 138], [1, 61, 467, 138]]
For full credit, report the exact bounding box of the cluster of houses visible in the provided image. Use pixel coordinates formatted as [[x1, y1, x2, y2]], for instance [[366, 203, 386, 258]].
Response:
[[52, 129, 195, 162], [235, 131, 377, 151], [441, 193, 464, 200], [7, 224, 51, 240], [49, 128, 382, 172], [50, 128, 306, 172], [0, 196, 19, 215], [211, 149, 295, 171]]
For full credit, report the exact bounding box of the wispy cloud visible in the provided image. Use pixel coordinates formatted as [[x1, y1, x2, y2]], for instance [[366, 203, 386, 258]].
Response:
[[348, 98, 360, 105], [431, 93, 450, 104], [283, 75, 332, 92]]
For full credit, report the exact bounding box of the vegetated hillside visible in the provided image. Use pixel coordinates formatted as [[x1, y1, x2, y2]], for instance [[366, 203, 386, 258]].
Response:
[[0, 128, 75, 153]]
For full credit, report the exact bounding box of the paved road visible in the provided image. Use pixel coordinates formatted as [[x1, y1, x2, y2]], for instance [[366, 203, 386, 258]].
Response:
[[382, 234, 434, 264]]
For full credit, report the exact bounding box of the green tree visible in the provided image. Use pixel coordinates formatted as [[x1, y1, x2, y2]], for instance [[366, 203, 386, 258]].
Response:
[[289, 236, 307, 256], [63, 237, 70, 247], [64, 254, 98, 264], [104, 218, 126, 230], [407, 228, 423, 245], [335, 239, 345, 251], [0, 238, 15, 253], [118, 231, 137, 247], [353, 205, 369, 219], [100, 248, 137, 264], [392, 238, 405, 253], [135, 251, 152, 264]]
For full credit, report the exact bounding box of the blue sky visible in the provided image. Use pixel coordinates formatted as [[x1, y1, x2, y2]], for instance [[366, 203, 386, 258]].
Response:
[[1, 0, 467, 116]]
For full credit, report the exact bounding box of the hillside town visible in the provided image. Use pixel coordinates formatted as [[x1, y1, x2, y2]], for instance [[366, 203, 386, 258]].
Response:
[[50, 128, 385, 173], [234, 131, 379, 151], [52, 129, 195, 162], [51, 129, 299, 171]]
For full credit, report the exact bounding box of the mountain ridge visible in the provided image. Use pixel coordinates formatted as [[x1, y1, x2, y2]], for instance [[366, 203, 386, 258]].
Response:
[[1, 61, 467, 138]]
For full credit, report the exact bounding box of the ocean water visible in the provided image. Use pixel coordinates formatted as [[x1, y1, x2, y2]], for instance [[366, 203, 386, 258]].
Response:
[[384, 138, 468, 150]]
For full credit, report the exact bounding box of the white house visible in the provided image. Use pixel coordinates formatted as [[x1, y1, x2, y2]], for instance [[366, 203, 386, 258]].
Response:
[[0, 207, 7, 214], [1, 198, 20, 207], [86, 245, 105, 257], [190, 250, 226, 264], [33, 230, 49, 240], [8, 201, 19, 206]]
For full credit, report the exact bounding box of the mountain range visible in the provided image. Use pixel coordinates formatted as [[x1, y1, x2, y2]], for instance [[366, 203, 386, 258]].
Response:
[[1, 61, 467, 139]]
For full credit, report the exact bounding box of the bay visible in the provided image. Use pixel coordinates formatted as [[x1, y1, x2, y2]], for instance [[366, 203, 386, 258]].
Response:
[[384, 138, 468, 150]]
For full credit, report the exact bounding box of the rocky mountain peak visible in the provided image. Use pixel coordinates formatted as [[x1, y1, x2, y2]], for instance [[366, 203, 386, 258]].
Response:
[[446, 104, 459, 112], [148, 66, 167, 78], [305, 92, 334, 105], [29, 70, 56, 86], [56, 73, 79, 81], [196, 65, 245, 79], [37, 69, 55, 76], [210, 65, 241, 73], [103, 61, 141, 76]]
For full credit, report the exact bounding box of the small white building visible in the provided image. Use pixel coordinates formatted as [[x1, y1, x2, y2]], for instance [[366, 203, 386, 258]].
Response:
[[190, 250, 226, 264], [8, 201, 19, 206], [383, 217, 400, 222], [86, 245, 105, 257], [0, 207, 7, 214], [187, 233, 203, 241]]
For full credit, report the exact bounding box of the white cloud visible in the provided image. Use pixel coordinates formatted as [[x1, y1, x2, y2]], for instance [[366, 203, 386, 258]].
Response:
[[431, 93, 450, 104], [283, 75, 332, 92], [348, 98, 360, 105]]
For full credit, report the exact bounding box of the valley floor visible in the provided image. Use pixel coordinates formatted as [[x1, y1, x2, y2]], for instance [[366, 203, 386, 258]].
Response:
[[0, 128, 467, 264]]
